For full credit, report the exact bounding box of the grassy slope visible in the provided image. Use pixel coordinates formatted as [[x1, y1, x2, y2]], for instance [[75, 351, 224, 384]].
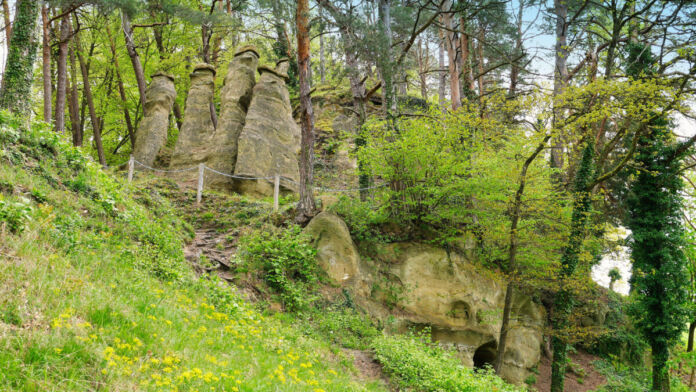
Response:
[[0, 116, 523, 392], [0, 118, 384, 391]]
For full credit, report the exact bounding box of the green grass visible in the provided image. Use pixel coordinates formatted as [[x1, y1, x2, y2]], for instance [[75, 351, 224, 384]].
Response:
[[0, 115, 523, 392], [0, 117, 385, 391]]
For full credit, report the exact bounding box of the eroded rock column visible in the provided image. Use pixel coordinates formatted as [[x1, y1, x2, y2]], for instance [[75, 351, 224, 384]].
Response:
[[131, 72, 176, 167], [234, 58, 301, 196], [207, 46, 259, 190], [169, 63, 217, 173]]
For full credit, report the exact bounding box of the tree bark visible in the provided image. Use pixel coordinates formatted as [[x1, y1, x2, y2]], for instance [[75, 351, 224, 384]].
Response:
[[105, 23, 135, 148], [688, 320, 696, 353], [74, 22, 105, 167], [460, 17, 474, 93], [295, 0, 316, 224], [54, 12, 71, 133], [41, 5, 51, 122], [121, 11, 147, 112], [2, 0, 12, 51], [441, 1, 460, 111], [319, 9, 326, 84], [495, 134, 552, 375], [438, 28, 446, 110], [378, 0, 395, 116], [550, 0, 569, 176], [0, 0, 39, 115], [67, 41, 81, 146]]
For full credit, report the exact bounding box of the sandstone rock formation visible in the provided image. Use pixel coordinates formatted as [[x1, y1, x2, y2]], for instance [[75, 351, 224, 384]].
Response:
[[303, 212, 360, 285], [207, 46, 259, 190], [131, 72, 176, 167], [234, 58, 301, 196], [169, 64, 216, 172], [304, 213, 545, 385]]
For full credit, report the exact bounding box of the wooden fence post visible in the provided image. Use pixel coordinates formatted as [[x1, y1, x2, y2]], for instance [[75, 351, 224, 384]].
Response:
[[127, 155, 134, 183], [197, 163, 205, 204], [273, 173, 280, 212]]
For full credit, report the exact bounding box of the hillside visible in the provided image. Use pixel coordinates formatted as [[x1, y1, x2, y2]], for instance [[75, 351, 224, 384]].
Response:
[[0, 115, 524, 391]]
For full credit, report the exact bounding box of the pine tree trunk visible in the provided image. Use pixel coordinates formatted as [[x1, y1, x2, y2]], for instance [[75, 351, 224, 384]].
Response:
[[41, 5, 51, 123], [295, 0, 316, 224], [441, 1, 460, 111], [0, 0, 39, 115], [54, 12, 71, 133], [438, 28, 446, 110]]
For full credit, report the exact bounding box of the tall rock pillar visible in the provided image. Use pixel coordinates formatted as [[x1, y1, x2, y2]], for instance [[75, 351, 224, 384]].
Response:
[[169, 63, 217, 174], [131, 72, 176, 167], [234, 58, 301, 196], [207, 46, 259, 190]]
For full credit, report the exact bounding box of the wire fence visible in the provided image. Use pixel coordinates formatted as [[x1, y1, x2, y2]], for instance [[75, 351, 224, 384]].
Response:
[[124, 155, 386, 210]]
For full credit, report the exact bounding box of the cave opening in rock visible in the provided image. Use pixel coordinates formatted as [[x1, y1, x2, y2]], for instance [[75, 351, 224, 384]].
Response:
[[473, 341, 497, 369]]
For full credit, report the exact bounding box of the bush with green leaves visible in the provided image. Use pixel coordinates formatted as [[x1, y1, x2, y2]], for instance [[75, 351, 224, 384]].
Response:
[[371, 333, 522, 392], [0, 197, 32, 233], [306, 305, 380, 350], [237, 227, 318, 311]]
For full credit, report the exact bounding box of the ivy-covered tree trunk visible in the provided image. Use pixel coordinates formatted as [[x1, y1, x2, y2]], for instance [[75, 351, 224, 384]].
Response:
[[0, 0, 40, 115], [550, 141, 595, 392], [625, 42, 690, 392]]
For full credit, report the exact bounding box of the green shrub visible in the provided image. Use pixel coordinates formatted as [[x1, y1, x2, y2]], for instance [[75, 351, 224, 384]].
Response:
[[308, 305, 380, 350], [0, 197, 32, 233], [238, 227, 318, 311], [329, 196, 390, 243], [588, 293, 648, 366], [371, 333, 522, 392]]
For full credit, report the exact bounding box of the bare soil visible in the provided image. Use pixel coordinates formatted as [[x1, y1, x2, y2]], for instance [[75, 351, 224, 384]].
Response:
[[533, 350, 606, 392]]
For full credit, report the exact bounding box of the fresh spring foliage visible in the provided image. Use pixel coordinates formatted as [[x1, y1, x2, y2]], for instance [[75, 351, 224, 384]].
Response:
[[237, 227, 319, 311], [0, 114, 386, 391], [371, 332, 522, 392]]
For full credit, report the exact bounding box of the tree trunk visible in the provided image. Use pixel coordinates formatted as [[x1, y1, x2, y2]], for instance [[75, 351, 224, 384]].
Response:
[[121, 11, 147, 112], [74, 22, 105, 167], [295, 0, 316, 224], [416, 38, 428, 101], [551, 0, 569, 176], [319, 8, 326, 84], [550, 143, 595, 392], [688, 320, 696, 353], [438, 28, 446, 110], [0, 0, 39, 115], [441, 1, 460, 111], [41, 5, 51, 122], [460, 17, 474, 94], [54, 12, 71, 133], [476, 28, 485, 101], [378, 0, 395, 116], [2, 0, 12, 51], [105, 23, 135, 148], [508, 0, 524, 97], [495, 134, 551, 375], [67, 42, 82, 147]]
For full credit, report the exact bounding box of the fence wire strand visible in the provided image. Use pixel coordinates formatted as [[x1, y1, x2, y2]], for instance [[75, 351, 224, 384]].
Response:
[[127, 157, 384, 194]]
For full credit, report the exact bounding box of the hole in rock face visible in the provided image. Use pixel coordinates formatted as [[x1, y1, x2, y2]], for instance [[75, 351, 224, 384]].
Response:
[[448, 300, 471, 320], [473, 341, 497, 369]]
